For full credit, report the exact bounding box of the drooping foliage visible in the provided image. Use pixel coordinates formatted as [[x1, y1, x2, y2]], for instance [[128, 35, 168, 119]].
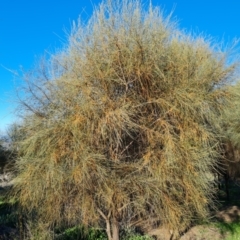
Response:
[[222, 82, 240, 147], [219, 82, 240, 181], [12, 1, 238, 239]]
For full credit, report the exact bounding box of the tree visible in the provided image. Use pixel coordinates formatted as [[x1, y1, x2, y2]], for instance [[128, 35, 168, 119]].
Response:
[[0, 138, 7, 173], [6, 123, 24, 151], [216, 81, 240, 199], [0, 135, 11, 174], [0, 123, 24, 174], [222, 82, 240, 150], [12, 1, 239, 239]]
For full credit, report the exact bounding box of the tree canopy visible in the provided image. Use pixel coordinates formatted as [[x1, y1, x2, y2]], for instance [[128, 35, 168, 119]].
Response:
[[12, 1, 239, 239]]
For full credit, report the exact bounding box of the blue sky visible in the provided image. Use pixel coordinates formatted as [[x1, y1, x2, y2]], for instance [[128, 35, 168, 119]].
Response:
[[1, 0, 240, 134]]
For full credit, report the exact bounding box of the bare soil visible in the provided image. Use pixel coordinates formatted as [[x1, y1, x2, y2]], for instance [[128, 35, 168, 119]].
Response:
[[179, 225, 226, 240]]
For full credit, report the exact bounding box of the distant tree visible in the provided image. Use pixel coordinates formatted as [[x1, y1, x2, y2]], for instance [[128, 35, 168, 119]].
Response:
[[0, 138, 5, 170], [6, 122, 24, 151], [12, 1, 239, 239], [0, 123, 25, 173], [0, 136, 10, 173]]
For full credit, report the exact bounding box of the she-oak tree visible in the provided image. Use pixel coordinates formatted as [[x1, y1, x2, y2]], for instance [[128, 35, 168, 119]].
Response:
[[12, 1, 239, 239]]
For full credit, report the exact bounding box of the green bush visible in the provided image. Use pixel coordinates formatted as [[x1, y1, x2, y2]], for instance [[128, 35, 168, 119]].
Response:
[[57, 226, 153, 240], [215, 222, 240, 240], [61, 226, 107, 240]]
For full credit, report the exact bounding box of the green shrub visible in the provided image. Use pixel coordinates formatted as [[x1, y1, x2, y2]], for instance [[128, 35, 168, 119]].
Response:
[[59, 226, 107, 240]]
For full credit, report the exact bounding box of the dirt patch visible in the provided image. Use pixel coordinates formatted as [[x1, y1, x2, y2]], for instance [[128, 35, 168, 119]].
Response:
[[179, 225, 226, 240], [148, 205, 240, 240], [148, 225, 227, 240], [179, 205, 240, 240], [147, 227, 173, 240], [216, 205, 240, 223]]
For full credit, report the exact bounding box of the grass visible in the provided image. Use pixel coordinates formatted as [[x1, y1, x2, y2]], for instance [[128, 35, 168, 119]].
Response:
[[56, 226, 153, 240], [214, 222, 240, 240]]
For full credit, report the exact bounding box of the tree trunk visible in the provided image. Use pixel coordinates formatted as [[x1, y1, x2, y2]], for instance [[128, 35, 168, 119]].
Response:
[[105, 217, 120, 240], [106, 219, 112, 240], [112, 217, 119, 240]]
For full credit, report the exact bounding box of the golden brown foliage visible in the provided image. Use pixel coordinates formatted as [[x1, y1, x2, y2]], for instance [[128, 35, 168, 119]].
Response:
[[12, 0, 239, 238]]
